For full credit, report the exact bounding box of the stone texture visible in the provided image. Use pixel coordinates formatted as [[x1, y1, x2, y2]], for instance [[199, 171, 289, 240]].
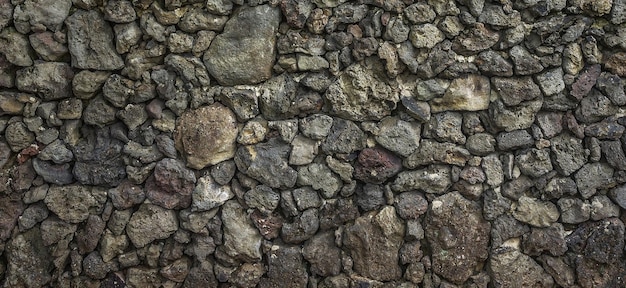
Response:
[[126, 203, 178, 248], [425, 192, 490, 284], [192, 175, 233, 212], [44, 185, 106, 223], [343, 206, 404, 281], [221, 200, 263, 261], [204, 5, 280, 85], [490, 247, 555, 287], [235, 138, 297, 189], [16, 62, 73, 101], [392, 165, 452, 194], [430, 74, 490, 112], [354, 147, 402, 184], [174, 104, 238, 169], [65, 10, 124, 70], [512, 196, 560, 227], [145, 158, 196, 210]]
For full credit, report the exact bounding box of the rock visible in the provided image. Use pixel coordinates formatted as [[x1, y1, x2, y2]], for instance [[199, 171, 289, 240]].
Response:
[[221, 200, 263, 261], [409, 24, 445, 49], [288, 135, 318, 165], [16, 62, 73, 100], [83, 96, 118, 127], [512, 196, 560, 227], [426, 192, 490, 284], [235, 138, 297, 189], [343, 206, 404, 281], [452, 23, 499, 55], [192, 175, 233, 212], [303, 231, 342, 277], [585, 121, 625, 139], [292, 187, 321, 211], [490, 213, 527, 248], [570, 64, 601, 99], [0, 28, 35, 67], [0, 0, 11, 30], [114, 22, 143, 54], [299, 114, 333, 140], [319, 198, 359, 230], [66, 10, 125, 70], [204, 5, 279, 85], [590, 195, 620, 220], [126, 267, 162, 287], [536, 68, 565, 96], [103, 0, 136, 23], [490, 247, 554, 287], [550, 133, 587, 176], [174, 104, 238, 169], [73, 127, 126, 187], [160, 257, 191, 283], [466, 133, 496, 156], [575, 162, 615, 199], [373, 116, 421, 157], [325, 59, 399, 121], [179, 7, 228, 33], [126, 203, 178, 248], [13, 0, 71, 33], [297, 163, 342, 198], [404, 140, 470, 168], [33, 158, 74, 185], [355, 183, 385, 211], [321, 118, 366, 155], [38, 139, 73, 164], [476, 50, 513, 77], [491, 77, 541, 107], [430, 74, 490, 112], [17, 203, 48, 232], [392, 165, 452, 194], [425, 112, 465, 144], [164, 54, 210, 87], [401, 96, 431, 122], [72, 70, 110, 99], [145, 158, 196, 209], [354, 147, 402, 184], [76, 215, 106, 254], [567, 218, 625, 264], [557, 197, 590, 224], [515, 148, 553, 178], [281, 208, 319, 243], [394, 191, 428, 220], [244, 185, 280, 214], [259, 245, 308, 288], [509, 45, 543, 75], [108, 180, 146, 210], [490, 98, 543, 131], [44, 185, 106, 224], [5, 122, 35, 152], [3, 227, 53, 287], [0, 195, 25, 241]]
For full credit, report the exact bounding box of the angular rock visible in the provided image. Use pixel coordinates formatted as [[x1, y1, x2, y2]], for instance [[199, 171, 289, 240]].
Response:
[[260, 245, 308, 288], [430, 74, 490, 112], [76, 215, 106, 254], [577, 89, 617, 123], [490, 98, 543, 131], [244, 185, 280, 215], [73, 127, 126, 186], [66, 10, 125, 70], [321, 118, 366, 155], [5, 122, 35, 152], [585, 121, 625, 139], [491, 77, 541, 107], [575, 162, 615, 199], [204, 5, 279, 85], [476, 50, 514, 77], [567, 218, 625, 264], [164, 54, 210, 87], [13, 0, 71, 33], [281, 208, 319, 243], [343, 206, 404, 281], [103, 0, 137, 23], [33, 158, 74, 186], [466, 133, 496, 156], [490, 247, 554, 288], [325, 59, 399, 121], [145, 158, 196, 210], [452, 23, 499, 55], [44, 185, 107, 223], [509, 45, 543, 75], [289, 135, 318, 165], [512, 196, 560, 227], [424, 112, 465, 144], [394, 191, 428, 220], [221, 200, 263, 261], [426, 192, 490, 284], [16, 62, 73, 100], [550, 133, 587, 176], [515, 148, 553, 178], [179, 7, 228, 33], [126, 203, 178, 248], [392, 165, 452, 194], [523, 223, 568, 256], [404, 140, 471, 168], [108, 180, 146, 210], [409, 24, 445, 49], [0, 195, 25, 241], [354, 147, 402, 184], [192, 175, 233, 212], [175, 104, 238, 169], [303, 231, 341, 277], [0, 28, 35, 67], [596, 72, 626, 106], [3, 227, 53, 288], [297, 163, 342, 198], [355, 183, 385, 211], [570, 64, 601, 100], [235, 138, 297, 189]]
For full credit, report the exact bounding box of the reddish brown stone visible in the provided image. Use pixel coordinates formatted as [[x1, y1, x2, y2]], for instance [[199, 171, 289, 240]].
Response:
[[109, 180, 146, 210], [564, 111, 585, 139], [604, 52, 626, 77], [250, 209, 283, 240], [354, 147, 402, 184], [145, 158, 196, 209], [570, 64, 601, 100], [0, 194, 24, 241], [280, 0, 313, 29], [76, 215, 106, 254], [17, 143, 41, 164]]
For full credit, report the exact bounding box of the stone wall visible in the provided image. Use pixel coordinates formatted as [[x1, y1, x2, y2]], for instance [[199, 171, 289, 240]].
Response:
[[1, 0, 626, 287]]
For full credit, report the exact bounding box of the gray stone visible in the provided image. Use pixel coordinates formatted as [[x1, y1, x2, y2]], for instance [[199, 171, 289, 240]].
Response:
[[18, 203, 48, 232], [512, 196, 560, 227], [281, 208, 319, 244], [476, 50, 514, 77], [536, 68, 565, 96], [355, 184, 385, 211], [102, 74, 134, 108], [490, 98, 543, 131], [66, 10, 125, 70], [343, 206, 404, 281], [108, 180, 146, 210], [415, 78, 449, 101], [401, 96, 431, 122], [221, 200, 262, 261], [299, 114, 333, 140], [544, 177, 578, 199], [384, 16, 410, 43], [557, 197, 590, 224], [303, 231, 341, 277], [145, 158, 196, 210], [76, 215, 106, 254], [515, 148, 553, 178], [260, 245, 308, 288], [590, 195, 620, 220], [83, 96, 118, 127], [536, 112, 563, 139], [268, 119, 299, 143], [103, 0, 136, 23], [576, 89, 617, 123], [113, 22, 143, 54], [72, 70, 110, 99], [73, 127, 126, 187], [575, 162, 615, 198], [491, 77, 541, 107], [409, 24, 445, 49], [37, 139, 71, 164], [289, 135, 319, 165], [424, 112, 465, 144], [192, 175, 233, 212], [175, 104, 238, 169], [0, 0, 12, 30], [292, 187, 321, 211], [204, 5, 279, 85], [179, 7, 228, 33], [325, 59, 399, 121], [426, 192, 490, 284], [509, 45, 543, 75], [218, 88, 259, 121], [404, 2, 436, 23], [596, 72, 626, 106], [404, 140, 471, 168], [3, 227, 53, 288], [297, 163, 342, 198], [430, 74, 490, 112], [126, 203, 177, 248], [321, 118, 366, 155], [44, 184, 107, 223], [13, 0, 71, 33], [550, 133, 587, 176], [392, 165, 452, 194], [235, 138, 297, 189], [179, 209, 218, 234], [5, 122, 35, 152], [244, 185, 280, 214], [16, 62, 73, 101], [490, 247, 554, 288], [483, 189, 511, 221], [452, 23, 499, 55], [165, 54, 210, 87], [258, 74, 321, 120], [210, 160, 236, 186], [522, 223, 567, 257], [0, 28, 35, 67], [466, 133, 496, 156]]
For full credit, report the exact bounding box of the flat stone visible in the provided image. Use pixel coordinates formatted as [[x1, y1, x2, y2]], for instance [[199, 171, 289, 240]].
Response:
[[44, 184, 107, 224], [392, 165, 452, 194], [65, 10, 124, 70], [430, 74, 490, 112], [404, 139, 471, 168], [550, 133, 587, 176], [426, 192, 490, 284], [512, 196, 560, 227], [221, 200, 263, 261], [235, 138, 297, 189], [490, 98, 543, 131], [126, 203, 177, 248], [175, 104, 238, 169], [16, 62, 73, 101], [204, 5, 279, 86]]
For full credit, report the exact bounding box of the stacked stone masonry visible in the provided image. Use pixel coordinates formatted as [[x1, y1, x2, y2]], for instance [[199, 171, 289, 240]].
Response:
[[3, 0, 626, 287]]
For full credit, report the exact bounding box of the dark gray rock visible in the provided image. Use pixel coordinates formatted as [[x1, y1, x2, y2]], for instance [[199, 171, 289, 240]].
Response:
[[319, 198, 359, 230], [576, 89, 617, 123], [66, 10, 124, 70], [355, 184, 385, 211], [424, 112, 465, 144], [204, 5, 279, 85], [490, 214, 528, 248], [235, 138, 297, 189], [127, 203, 178, 248], [292, 187, 321, 211], [394, 191, 428, 220], [303, 231, 341, 277], [490, 247, 554, 287], [490, 98, 543, 131], [244, 185, 280, 214], [392, 165, 452, 194], [297, 163, 342, 198], [543, 177, 578, 199], [0, 28, 35, 67], [321, 118, 366, 155], [557, 197, 590, 224], [17, 203, 48, 232], [83, 96, 118, 127], [73, 126, 126, 187], [344, 206, 404, 281], [281, 208, 319, 244], [610, 184, 626, 209], [575, 162, 615, 198], [550, 133, 587, 176], [466, 133, 496, 156], [13, 0, 71, 33], [476, 50, 514, 77], [513, 196, 560, 227], [601, 140, 626, 170], [179, 7, 228, 33], [221, 200, 263, 261], [596, 72, 626, 106], [145, 158, 196, 209], [483, 189, 511, 221], [16, 62, 73, 101], [523, 222, 566, 256], [426, 192, 490, 284], [404, 140, 470, 168], [0, 0, 12, 31], [452, 23, 499, 55], [108, 180, 146, 210], [33, 158, 74, 185], [567, 217, 625, 264], [585, 121, 625, 139], [165, 54, 210, 87], [509, 45, 543, 75], [76, 215, 106, 254], [5, 122, 35, 152], [217, 88, 260, 121], [590, 195, 620, 220], [44, 184, 107, 223], [259, 245, 308, 288], [258, 74, 322, 120], [3, 227, 53, 287], [299, 114, 333, 140], [497, 130, 534, 151], [103, 0, 136, 23], [491, 77, 541, 107], [515, 148, 553, 178], [536, 112, 563, 139]]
